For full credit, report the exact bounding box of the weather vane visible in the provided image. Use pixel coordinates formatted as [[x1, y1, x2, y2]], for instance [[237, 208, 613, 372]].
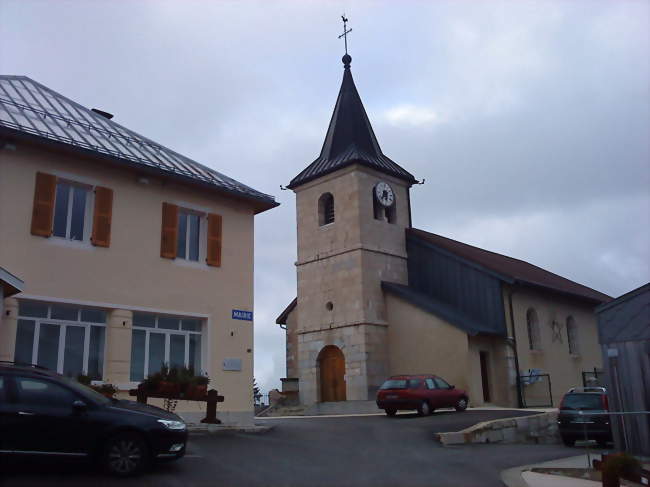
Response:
[[338, 15, 352, 55]]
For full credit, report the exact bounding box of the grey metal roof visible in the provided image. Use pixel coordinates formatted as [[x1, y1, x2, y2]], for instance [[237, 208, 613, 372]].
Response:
[[597, 283, 650, 344], [287, 56, 416, 189], [0, 75, 277, 210]]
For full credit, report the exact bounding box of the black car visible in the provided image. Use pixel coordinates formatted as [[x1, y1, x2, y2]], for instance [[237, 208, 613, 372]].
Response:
[[0, 362, 187, 476], [557, 386, 612, 447]]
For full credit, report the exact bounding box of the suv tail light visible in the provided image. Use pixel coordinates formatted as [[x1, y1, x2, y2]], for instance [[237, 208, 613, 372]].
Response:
[[601, 394, 609, 411]]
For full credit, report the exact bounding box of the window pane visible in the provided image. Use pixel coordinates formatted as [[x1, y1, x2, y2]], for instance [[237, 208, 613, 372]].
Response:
[[88, 326, 105, 380], [177, 212, 187, 258], [189, 334, 201, 373], [434, 377, 450, 389], [37, 323, 60, 372], [147, 332, 166, 376], [170, 334, 185, 369], [80, 308, 107, 324], [425, 378, 436, 390], [69, 186, 87, 241], [0, 377, 5, 402], [51, 304, 79, 321], [130, 329, 146, 381], [15, 319, 35, 364], [18, 301, 48, 318], [53, 183, 70, 237], [133, 313, 156, 328], [181, 319, 200, 331], [158, 317, 180, 330], [188, 214, 200, 261], [63, 326, 85, 378], [16, 378, 77, 408]]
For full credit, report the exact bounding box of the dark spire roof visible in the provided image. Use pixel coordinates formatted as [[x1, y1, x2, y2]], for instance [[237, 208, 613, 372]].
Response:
[[287, 55, 416, 189]]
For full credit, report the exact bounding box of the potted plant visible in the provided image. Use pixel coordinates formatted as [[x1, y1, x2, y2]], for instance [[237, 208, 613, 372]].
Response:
[[186, 374, 210, 399]]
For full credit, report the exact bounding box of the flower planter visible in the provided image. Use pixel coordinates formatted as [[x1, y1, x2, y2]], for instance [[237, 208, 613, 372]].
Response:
[[157, 381, 181, 397], [184, 384, 207, 400]]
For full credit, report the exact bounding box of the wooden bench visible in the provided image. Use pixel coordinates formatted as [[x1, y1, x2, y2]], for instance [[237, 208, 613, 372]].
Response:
[[128, 387, 225, 424]]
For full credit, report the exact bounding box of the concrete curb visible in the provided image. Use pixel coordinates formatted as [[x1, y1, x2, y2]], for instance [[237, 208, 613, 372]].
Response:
[[500, 454, 600, 487], [187, 424, 274, 434], [436, 411, 559, 446]]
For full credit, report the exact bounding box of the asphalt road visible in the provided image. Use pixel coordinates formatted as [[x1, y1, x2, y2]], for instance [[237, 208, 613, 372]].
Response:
[[1, 410, 587, 487]]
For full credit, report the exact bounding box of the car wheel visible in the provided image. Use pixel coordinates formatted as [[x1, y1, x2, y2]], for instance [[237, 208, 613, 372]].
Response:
[[417, 401, 431, 416], [561, 435, 574, 447], [385, 408, 397, 417], [104, 433, 149, 476], [455, 397, 468, 412]]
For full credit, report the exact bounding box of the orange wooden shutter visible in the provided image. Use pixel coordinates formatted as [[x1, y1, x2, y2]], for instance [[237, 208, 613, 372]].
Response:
[[91, 186, 113, 247], [160, 202, 179, 259], [30, 172, 57, 237], [206, 213, 222, 267]]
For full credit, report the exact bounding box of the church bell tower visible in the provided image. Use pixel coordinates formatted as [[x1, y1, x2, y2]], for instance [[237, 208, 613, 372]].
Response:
[[287, 33, 417, 405]]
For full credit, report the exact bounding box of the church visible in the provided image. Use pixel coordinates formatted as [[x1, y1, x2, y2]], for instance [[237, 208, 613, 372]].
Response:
[[276, 50, 611, 410]]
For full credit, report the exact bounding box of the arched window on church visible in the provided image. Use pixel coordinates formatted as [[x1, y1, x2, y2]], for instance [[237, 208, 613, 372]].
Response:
[[318, 193, 335, 226], [526, 308, 541, 351], [566, 316, 579, 355], [372, 189, 397, 224]]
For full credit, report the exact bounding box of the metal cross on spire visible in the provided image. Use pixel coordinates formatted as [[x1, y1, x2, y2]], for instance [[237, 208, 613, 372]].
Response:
[[338, 15, 352, 55]]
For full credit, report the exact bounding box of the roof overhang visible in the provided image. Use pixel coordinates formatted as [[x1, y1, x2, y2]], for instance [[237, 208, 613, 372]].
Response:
[[276, 298, 297, 325], [0, 267, 24, 297], [0, 127, 280, 215]]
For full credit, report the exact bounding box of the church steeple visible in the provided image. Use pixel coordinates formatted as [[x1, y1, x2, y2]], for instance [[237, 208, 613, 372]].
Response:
[[287, 53, 416, 189]]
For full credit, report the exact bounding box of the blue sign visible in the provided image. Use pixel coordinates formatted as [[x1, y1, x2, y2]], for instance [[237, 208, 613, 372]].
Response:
[[232, 309, 253, 321]]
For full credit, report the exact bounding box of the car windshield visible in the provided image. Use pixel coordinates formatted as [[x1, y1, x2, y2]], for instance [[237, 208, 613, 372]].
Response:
[[561, 393, 604, 410], [380, 379, 407, 390], [59, 375, 112, 406]]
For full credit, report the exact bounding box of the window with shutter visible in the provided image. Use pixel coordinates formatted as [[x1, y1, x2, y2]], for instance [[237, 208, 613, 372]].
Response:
[[31, 172, 57, 237], [160, 202, 179, 259], [206, 213, 222, 267], [91, 186, 113, 247]]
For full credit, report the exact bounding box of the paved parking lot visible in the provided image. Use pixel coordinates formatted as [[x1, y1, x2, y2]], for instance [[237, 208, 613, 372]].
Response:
[[1, 410, 584, 487]]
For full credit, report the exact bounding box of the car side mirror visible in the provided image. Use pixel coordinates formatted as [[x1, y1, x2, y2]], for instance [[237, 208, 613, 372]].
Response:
[[449, 385, 455, 390], [73, 400, 87, 412]]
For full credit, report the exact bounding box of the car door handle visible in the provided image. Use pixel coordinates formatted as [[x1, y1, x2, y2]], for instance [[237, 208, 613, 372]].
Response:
[[18, 411, 36, 416]]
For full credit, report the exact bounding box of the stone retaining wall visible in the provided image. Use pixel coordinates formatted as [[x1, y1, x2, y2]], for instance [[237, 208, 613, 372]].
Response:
[[436, 412, 559, 446]]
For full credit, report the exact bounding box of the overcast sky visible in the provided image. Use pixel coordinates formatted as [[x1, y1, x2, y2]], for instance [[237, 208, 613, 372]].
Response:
[[1, 0, 648, 394]]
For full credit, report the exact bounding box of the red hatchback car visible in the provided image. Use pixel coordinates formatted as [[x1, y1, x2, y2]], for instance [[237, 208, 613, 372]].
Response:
[[376, 375, 469, 416]]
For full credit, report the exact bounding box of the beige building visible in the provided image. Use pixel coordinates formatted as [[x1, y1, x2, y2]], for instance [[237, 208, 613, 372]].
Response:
[[0, 76, 277, 425], [276, 55, 611, 409]]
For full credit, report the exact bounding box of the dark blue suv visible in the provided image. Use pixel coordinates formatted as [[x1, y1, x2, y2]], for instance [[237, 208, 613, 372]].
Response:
[[0, 362, 187, 476]]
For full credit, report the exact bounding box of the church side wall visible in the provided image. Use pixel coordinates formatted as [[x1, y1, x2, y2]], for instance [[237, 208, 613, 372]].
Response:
[[504, 285, 603, 407], [467, 335, 514, 407], [285, 308, 299, 379], [384, 293, 470, 394]]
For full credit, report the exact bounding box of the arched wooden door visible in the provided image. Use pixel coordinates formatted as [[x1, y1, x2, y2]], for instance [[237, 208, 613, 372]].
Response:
[[318, 346, 346, 402]]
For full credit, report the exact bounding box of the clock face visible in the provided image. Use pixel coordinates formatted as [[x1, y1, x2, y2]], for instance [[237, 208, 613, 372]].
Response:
[[375, 181, 395, 207]]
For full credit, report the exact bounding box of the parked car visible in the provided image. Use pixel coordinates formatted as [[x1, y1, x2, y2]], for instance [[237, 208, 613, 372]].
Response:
[[0, 362, 187, 476], [557, 386, 612, 447], [376, 374, 469, 416]]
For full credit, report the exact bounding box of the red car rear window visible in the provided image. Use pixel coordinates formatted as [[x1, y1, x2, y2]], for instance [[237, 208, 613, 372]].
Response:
[[379, 379, 407, 390]]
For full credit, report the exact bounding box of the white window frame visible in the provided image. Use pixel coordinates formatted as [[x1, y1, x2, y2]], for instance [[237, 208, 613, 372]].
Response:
[[131, 314, 203, 380], [52, 179, 94, 242], [16, 302, 107, 378], [176, 208, 206, 262]]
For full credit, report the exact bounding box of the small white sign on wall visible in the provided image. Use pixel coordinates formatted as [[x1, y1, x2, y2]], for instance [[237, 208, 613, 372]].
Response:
[[223, 358, 242, 371]]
